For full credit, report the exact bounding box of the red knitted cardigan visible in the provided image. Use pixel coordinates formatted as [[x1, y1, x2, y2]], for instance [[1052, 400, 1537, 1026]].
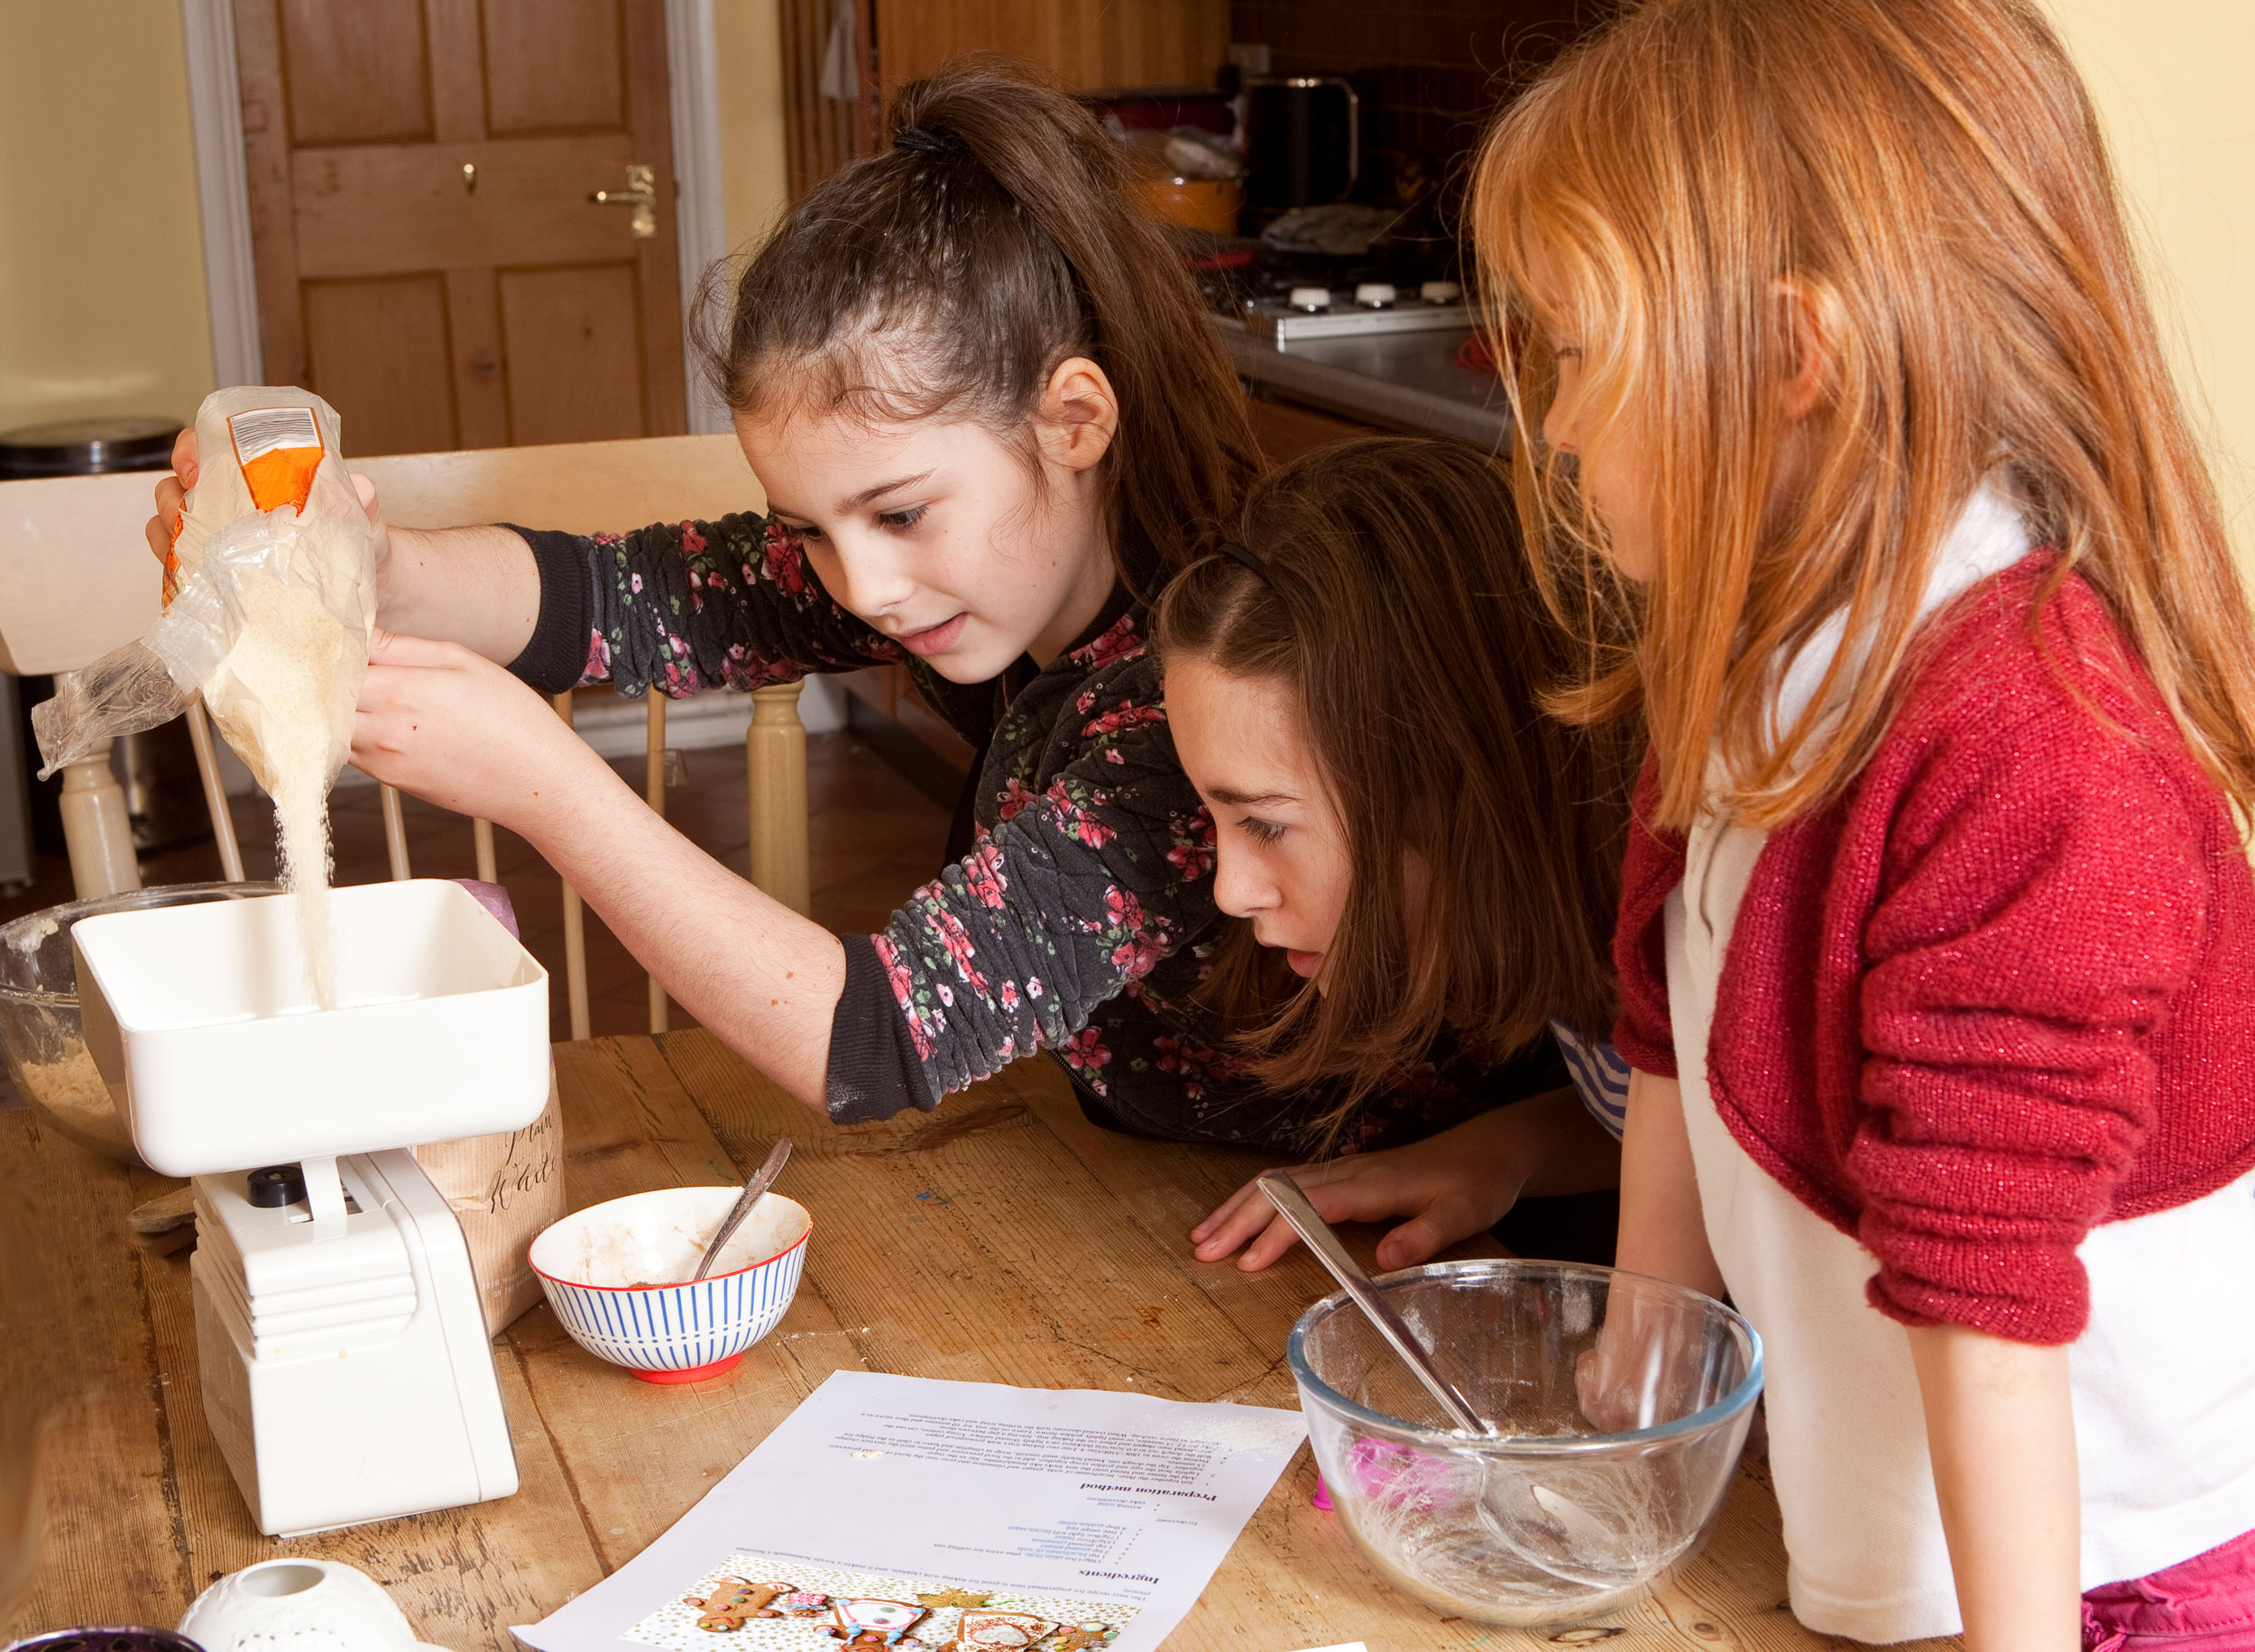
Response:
[[1614, 554, 2255, 1345]]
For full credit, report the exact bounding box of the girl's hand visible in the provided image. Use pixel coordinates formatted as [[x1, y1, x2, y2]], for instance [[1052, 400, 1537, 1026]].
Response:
[[351, 631, 600, 831], [1191, 1087, 1616, 1273], [144, 427, 196, 564], [145, 429, 396, 597]]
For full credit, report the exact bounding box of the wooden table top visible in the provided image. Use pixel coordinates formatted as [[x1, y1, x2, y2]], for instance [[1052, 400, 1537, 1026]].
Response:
[[2, 1031, 1957, 1652]]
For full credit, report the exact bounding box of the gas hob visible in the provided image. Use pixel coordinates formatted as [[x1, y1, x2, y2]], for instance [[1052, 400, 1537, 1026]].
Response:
[[1243, 280, 1470, 344]]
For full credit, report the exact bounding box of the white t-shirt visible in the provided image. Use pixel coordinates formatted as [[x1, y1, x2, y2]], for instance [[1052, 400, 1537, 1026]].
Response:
[[1661, 484, 2255, 1640]]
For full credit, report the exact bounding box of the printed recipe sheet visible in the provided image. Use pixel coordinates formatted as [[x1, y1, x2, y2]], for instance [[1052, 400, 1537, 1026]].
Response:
[[516, 1371, 1307, 1652]]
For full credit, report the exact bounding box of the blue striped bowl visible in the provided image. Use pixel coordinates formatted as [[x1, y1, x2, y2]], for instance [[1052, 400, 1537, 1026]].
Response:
[[529, 1187, 812, 1383]]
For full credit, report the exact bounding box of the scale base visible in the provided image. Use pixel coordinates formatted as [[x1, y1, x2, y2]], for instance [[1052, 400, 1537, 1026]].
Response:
[[192, 1151, 520, 1536]]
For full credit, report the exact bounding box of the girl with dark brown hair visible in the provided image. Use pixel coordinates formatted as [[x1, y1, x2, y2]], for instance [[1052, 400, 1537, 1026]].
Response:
[[1164, 436, 1636, 1273], [147, 60, 1581, 1153]]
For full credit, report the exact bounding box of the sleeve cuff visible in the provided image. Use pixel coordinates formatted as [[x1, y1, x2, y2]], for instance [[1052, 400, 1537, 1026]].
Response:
[[1611, 1018, 1679, 1078], [825, 933, 939, 1124], [502, 523, 593, 695], [1863, 1262, 2089, 1346]]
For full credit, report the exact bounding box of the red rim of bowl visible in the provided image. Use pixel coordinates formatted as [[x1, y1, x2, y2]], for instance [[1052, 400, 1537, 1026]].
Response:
[[531, 1201, 814, 1293]]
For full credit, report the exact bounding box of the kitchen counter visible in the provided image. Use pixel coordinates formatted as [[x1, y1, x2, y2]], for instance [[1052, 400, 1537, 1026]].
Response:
[[1212, 314, 1514, 451]]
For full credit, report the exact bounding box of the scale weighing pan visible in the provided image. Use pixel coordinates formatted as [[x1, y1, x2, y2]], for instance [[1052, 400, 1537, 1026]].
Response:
[[72, 879, 549, 1179]]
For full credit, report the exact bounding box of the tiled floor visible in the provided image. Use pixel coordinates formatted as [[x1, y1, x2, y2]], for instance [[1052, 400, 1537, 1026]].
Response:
[[2, 732, 953, 1048]]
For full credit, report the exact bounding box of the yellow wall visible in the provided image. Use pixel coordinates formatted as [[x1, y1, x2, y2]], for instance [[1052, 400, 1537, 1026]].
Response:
[[2045, 0, 2255, 570], [713, 0, 795, 255], [0, 2, 216, 434]]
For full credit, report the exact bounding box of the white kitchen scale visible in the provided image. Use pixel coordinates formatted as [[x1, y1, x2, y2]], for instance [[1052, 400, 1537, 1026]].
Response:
[[72, 879, 552, 1536]]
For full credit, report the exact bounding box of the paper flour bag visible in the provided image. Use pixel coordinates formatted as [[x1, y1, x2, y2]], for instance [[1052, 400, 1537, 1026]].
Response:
[[418, 1065, 566, 1336]]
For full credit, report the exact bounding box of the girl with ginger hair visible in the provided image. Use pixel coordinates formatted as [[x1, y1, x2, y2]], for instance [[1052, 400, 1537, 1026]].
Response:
[[1477, 0, 2255, 1646]]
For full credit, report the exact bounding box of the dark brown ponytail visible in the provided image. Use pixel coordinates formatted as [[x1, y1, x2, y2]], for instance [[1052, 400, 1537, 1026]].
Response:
[[709, 56, 1259, 585]]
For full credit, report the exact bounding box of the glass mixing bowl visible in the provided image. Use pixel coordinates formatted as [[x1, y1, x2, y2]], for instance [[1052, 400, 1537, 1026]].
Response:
[[0, 881, 282, 1164], [1289, 1258, 1763, 1629]]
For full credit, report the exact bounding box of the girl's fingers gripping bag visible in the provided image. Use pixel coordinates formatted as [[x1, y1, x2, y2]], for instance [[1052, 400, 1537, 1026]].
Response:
[[32, 387, 376, 1007]]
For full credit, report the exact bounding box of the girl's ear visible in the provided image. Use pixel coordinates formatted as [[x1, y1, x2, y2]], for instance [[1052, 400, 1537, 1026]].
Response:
[[1772, 278, 1842, 422], [1036, 355, 1121, 473]]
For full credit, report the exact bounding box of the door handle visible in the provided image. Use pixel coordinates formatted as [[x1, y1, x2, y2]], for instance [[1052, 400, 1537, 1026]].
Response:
[[589, 163, 658, 240]]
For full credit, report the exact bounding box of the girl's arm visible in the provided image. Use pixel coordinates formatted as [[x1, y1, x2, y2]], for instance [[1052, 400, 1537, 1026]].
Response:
[[1615, 1068, 1723, 1296], [548, 512, 899, 700], [1906, 1324, 2081, 1652], [152, 432, 893, 687], [357, 628, 1211, 1120], [1192, 1085, 1623, 1271], [1576, 1068, 1723, 1430], [355, 634, 842, 1108]]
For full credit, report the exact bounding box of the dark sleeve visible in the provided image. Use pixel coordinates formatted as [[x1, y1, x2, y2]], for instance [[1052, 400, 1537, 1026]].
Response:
[[825, 934, 934, 1124], [503, 525, 594, 693], [838, 658, 1220, 1121], [502, 511, 904, 699]]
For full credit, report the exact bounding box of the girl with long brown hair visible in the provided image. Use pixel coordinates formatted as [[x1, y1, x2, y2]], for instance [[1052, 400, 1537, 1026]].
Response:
[[147, 60, 1578, 1153], [1477, 0, 2255, 1645], [1160, 436, 1635, 1272]]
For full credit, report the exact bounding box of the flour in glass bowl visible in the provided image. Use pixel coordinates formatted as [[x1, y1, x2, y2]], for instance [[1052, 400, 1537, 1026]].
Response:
[[206, 580, 358, 1009]]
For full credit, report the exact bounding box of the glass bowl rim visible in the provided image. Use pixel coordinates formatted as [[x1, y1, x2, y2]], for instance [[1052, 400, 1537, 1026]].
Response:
[[1286, 1256, 1765, 1456], [0, 880, 285, 1010]]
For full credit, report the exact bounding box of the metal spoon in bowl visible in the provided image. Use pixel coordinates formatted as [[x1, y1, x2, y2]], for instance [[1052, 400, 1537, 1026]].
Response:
[[1256, 1169, 1492, 1433], [1256, 1169, 1657, 1591], [690, 1137, 793, 1282]]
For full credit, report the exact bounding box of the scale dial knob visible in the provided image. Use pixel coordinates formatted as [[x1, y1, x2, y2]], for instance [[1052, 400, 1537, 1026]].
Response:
[[246, 1163, 307, 1207], [1287, 286, 1331, 312], [1420, 280, 1465, 304], [1353, 282, 1399, 308]]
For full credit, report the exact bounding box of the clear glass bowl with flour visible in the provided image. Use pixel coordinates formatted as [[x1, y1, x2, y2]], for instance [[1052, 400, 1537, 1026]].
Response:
[[0, 882, 280, 1164], [1289, 1258, 1763, 1629]]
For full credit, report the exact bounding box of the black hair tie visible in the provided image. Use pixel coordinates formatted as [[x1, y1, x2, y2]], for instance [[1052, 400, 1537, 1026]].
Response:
[[1215, 541, 1270, 580], [894, 124, 962, 158]]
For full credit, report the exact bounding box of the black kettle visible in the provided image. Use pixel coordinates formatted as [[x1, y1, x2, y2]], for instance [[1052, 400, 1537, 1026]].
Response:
[[1243, 77, 1360, 211]]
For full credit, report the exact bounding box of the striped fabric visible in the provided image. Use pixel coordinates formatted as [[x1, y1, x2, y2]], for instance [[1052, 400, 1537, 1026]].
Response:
[[538, 1237, 806, 1374], [1550, 1021, 1631, 1142]]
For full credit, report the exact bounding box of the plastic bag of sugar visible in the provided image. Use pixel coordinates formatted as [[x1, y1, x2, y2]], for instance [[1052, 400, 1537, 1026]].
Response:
[[33, 388, 376, 1006]]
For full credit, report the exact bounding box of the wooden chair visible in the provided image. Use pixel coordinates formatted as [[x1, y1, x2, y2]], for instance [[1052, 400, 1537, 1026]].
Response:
[[0, 434, 811, 1039]]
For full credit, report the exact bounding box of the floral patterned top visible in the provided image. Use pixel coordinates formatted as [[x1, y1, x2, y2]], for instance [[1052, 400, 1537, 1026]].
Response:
[[506, 511, 1573, 1151]]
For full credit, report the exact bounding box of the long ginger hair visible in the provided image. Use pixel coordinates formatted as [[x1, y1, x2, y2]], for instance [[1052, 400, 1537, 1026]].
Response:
[[708, 57, 1260, 589], [1472, 0, 2255, 831], [1154, 438, 1633, 1137]]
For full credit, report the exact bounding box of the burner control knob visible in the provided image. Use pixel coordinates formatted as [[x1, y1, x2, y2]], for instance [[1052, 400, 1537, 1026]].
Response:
[[1287, 286, 1331, 312], [247, 1163, 307, 1208], [1420, 280, 1464, 304], [1354, 283, 1399, 308]]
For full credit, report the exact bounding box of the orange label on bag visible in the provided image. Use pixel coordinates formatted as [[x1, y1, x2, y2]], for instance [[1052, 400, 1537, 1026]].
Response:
[[226, 406, 324, 515]]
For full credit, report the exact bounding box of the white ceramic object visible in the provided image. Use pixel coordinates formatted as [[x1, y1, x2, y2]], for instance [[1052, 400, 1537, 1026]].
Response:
[[531, 1188, 812, 1383], [69, 880, 548, 1177], [179, 1557, 449, 1652]]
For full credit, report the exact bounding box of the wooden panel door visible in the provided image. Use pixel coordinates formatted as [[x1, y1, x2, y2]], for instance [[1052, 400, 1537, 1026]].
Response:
[[235, 0, 687, 457]]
